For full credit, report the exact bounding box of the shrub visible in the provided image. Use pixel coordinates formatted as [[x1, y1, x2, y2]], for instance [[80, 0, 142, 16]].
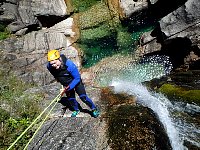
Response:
[[0, 70, 44, 149], [0, 24, 10, 40]]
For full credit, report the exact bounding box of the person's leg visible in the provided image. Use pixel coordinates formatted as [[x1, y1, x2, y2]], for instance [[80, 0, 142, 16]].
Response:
[[75, 81, 96, 110], [75, 81, 100, 118], [66, 89, 80, 117]]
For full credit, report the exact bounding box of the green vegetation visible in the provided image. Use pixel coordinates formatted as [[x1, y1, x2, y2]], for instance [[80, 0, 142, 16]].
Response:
[[80, 23, 112, 40], [158, 84, 200, 105], [72, 0, 101, 12], [0, 24, 10, 40], [73, 0, 155, 69], [0, 70, 44, 149], [79, 1, 112, 29], [117, 30, 133, 51]]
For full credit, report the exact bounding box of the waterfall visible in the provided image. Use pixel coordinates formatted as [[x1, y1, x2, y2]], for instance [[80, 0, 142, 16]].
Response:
[[95, 54, 199, 149], [110, 80, 185, 150]]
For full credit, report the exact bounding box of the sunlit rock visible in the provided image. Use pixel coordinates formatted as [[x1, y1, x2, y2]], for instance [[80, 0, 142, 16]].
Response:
[[119, 0, 148, 18], [0, 0, 73, 33], [0, 17, 81, 86]]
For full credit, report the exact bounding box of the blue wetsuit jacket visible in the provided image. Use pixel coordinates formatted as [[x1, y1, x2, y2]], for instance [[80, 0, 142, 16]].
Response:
[[47, 54, 80, 91]]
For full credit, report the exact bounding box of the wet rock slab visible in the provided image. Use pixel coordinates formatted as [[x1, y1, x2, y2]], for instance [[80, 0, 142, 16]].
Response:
[[28, 117, 109, 150], [28, 87, 172, 150]]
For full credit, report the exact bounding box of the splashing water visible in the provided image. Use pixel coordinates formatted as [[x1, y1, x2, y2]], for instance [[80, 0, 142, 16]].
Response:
[[110, 81, 185, 150], [95, 54, 200, 149], [95, 55, 190, 149], [95, 55, 173, 86], [171, 102, 200, 148]]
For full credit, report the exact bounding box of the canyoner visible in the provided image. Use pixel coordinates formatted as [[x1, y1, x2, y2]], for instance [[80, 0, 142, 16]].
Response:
[[47, 49, 100, 118]]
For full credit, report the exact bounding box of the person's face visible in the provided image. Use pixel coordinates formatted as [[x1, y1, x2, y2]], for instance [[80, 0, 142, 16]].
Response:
[[50, 58, 61, 69]]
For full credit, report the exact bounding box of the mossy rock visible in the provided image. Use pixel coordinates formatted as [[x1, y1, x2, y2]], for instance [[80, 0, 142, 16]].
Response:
[[77, 0, 121, 30], [101, 87, 136, 106], [107, 105, 172, 150], [72, 0, 101, 13], [158, 83, 200, 105], [169, 70, 200, 89], [79, 1, 112, 29], [79, 1, 121, 41], [117, 31, 133, 50], [80, 23, 114, 40], [101, 88, 171, 149]]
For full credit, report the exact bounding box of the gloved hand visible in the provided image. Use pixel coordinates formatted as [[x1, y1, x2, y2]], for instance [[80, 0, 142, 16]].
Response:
[[60, 85, 70, 96]]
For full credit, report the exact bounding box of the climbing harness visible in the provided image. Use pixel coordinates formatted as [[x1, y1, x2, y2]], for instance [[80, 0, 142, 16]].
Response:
[[7, 87, 65, 150]]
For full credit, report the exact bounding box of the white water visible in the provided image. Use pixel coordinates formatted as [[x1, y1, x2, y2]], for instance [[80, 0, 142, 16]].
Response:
[[95, 55, 199, 149], [110, 80, 185, 150], [171, 102, 200, 148], [95, 55, 173, 86]]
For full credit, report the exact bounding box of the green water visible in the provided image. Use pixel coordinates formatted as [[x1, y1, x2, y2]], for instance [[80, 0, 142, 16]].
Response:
[[81, 26, 154, 68], [80, 36, 119, 68], [131, 26, 154, 42], [72, 0, 156, 68]]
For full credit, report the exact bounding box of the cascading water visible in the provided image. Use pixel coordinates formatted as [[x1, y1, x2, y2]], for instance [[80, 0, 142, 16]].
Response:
[[170, 102, 200, 148], [95, 55, 200, 149], [110, 81, 184, 150]]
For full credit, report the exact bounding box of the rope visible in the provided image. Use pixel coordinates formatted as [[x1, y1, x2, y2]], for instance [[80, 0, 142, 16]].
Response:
[[23, 95, 60, 150], [7, 90, 63, 150], [34, 119, 59, 150]]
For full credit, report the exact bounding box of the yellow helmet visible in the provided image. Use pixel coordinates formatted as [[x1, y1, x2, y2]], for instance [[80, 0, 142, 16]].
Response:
[[47, 50, 60, 61]]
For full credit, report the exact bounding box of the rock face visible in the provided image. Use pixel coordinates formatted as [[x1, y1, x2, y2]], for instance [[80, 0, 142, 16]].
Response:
[[101, 88, 172, 149], [0, 0, 200, 149], [28, 117, 110, 150], [0, 0, 19, 23], [2, 0, 199, 86], [0, 17, 80, 86], [119, 0, 148, 18], [28, 87, 171, 150], [140, 0, 200, 70], [0, 0, 73, 33], [160, 0, 200, 39]]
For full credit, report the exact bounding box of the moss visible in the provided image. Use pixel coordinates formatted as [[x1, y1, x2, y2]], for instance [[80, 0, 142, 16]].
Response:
[[158, 84, 200, 105], [80, 23, 113, 40], [0, 24, 10, 40], [0, 108, 10, 122], [79, 1, 112, 29], [64, 0, 74, 15], [72, 0, 101, 12], [117, 31, 133, 50]]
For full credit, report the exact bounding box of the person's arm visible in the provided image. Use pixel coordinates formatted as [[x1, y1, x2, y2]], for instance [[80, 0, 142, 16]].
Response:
[[66, 60, 81, 90]]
